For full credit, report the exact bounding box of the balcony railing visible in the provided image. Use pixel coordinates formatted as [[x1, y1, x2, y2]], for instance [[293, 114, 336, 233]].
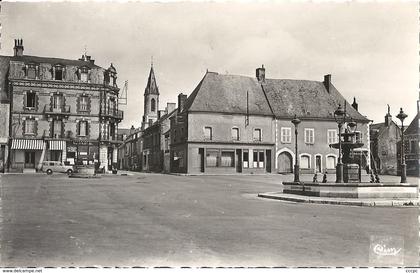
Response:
[[103, 109, 123, 120], [44, 105, 71, 115]]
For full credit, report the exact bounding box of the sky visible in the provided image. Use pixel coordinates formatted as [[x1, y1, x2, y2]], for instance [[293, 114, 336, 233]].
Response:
[[0, 1, 418, 128]]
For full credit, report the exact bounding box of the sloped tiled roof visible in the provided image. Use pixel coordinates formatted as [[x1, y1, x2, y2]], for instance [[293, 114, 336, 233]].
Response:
[[183, 71, 369, 121], [0, 56, 11, 101], [183, 72, 273, 116], [144, 66, 159, 95], [11, 55, 100, 69], [263, 79, 369, 122], [405, 112, 419, 135]]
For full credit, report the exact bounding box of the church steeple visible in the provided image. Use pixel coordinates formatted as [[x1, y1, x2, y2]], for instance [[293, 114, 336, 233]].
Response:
[[144, 65, 159, 95], [141, 62, 160, 130]]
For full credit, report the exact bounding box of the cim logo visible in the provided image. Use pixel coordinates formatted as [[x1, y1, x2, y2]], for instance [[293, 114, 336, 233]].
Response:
[[369, 235, 404, 265], [373, 243, 402, 256]]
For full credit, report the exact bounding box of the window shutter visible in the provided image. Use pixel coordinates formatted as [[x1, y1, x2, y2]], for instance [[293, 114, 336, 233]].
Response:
[[34, 120, 38, 136], [61, 121, 65, 138], [87, 96, 91, 112], [35, 93, 39, 111], [76, 121, 80, 136], [87, 122, 90, 137], [76, 96, 80, 112], [22, 120, 26, 135], [23, 92, 27, 108], [50, 121, 53, 138]]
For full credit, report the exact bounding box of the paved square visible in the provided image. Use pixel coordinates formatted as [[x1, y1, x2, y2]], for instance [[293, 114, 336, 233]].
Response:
[[0, 173, 418, 267]]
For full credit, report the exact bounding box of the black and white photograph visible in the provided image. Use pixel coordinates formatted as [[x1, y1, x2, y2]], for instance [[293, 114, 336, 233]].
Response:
[[0, 0, 418, 269]]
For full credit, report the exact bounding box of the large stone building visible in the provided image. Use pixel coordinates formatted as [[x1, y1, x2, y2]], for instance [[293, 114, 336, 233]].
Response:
[[170, 66, 371, 175], [370, 106, 401, 175], [2, 39, 123, 172], [404, 112, 419, 177]]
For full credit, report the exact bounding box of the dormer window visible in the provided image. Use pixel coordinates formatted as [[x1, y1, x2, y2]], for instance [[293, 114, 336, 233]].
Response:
[[78, 67, 90, 83], [53, 64, 65, 81], [25, 63, 38, 79]]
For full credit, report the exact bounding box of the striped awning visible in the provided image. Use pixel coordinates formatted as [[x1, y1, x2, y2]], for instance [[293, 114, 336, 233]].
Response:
[[11, 139, 44, 150], [49, 140, 66, 151]]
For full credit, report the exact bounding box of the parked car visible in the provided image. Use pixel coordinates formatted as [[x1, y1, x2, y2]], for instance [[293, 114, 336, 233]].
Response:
[[42, 161, 74, 175]]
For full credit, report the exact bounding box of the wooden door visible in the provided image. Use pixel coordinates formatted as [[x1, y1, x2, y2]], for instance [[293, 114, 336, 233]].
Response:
[[277, 152, 292, 173]]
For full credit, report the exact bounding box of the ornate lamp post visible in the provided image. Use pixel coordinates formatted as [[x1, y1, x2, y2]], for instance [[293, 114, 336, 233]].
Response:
[[396, 107, 408, 183], [334, 104, 346, 183], [291, 115, 301, 183]]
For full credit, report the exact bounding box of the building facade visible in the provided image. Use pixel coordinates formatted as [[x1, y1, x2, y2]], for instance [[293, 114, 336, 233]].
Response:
[[403, 112, 419, 177], [370, 106, 401, 175], [4, 39, 123, 172], [170, 67, 370, 175]]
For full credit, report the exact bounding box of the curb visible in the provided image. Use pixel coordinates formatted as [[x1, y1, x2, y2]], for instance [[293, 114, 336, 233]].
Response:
[[257, 192, 419, 207]]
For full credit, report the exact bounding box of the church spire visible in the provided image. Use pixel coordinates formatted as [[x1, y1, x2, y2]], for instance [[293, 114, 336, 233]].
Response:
[[144, 62, 159, 95]]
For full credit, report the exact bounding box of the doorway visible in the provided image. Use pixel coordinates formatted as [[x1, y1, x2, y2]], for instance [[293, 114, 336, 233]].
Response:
[[277, 152, 293, 173], [315, 155, 322, 173], [24, 151, 35, 168]]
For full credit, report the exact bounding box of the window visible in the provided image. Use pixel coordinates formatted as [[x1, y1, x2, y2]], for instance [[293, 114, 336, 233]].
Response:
[[26, 91, 36, 108], [304, 128, 314, 144], [355, 131, 363, 143], [221, 151, 235, 167], [253, 128, 262, 141], [243, 150, 249, 168], [327, 129, 338, 144], [300, 155, 310, 169], [27, 65, 36, 79], [79, 96, 89, 112], [326, 155, 336, 169], [78, 121, 88, 137], [54, 66, 64, 80], [206, 149, 218, 167], [204, 127, 212, 140], [24, 119, 35, 135], [281, 127, 292, 143], [231, 128, 239, 141], [52, 120, 62, 138], [53, 94, 62, 110], [79, 67, 89, 82], [410, 140, 417, 154], [151, 98, 156, 112], [253, 150, 265, 168], [108, 98, 116, 114]]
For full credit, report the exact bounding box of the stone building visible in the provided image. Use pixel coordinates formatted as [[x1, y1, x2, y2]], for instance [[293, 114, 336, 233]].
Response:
[[170, 67, 370, 175], [118, 126, 142, 171], [370, 106, 401, 175], [2, 39, 123, 172], [0, 56, 11, 172], [403, 112, 419, 176]]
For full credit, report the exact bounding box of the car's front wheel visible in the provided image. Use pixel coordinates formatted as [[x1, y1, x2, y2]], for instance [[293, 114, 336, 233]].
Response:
[[46, 169, 53, 175], [67, 169, 73, 175]]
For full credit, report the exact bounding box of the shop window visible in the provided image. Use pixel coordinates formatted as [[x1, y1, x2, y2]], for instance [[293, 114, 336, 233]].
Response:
[[243, 150, 249, 168], [300, 155, 310, 169], [281, 127, 291, 143], [304, 128, 315, 144], [231, 128, 239, 141], [327, 129, 338, 144], [204, 127, 212, 140], [253, 128, 262, 141], [253, 150, 265, 168], [26, 91, 36, 108], [221, 151, 234, 167], [206, 149, 218, 167]]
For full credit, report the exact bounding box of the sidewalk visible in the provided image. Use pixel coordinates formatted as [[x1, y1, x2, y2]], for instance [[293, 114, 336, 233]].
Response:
[[258, 192, 419, 207]]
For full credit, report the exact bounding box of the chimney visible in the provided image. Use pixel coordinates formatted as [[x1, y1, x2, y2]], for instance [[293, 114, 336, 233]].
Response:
[[13, 39, 24, 57], [385, 104, 392, 127], [323, 74, 332, 93], [166, 102, 176, 114], [351, 97, 358, 111], [256, 65, 265, 82], [178, 93, 187, 113]]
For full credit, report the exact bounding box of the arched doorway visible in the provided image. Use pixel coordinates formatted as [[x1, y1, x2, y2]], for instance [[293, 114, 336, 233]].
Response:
[[277, 152, 293, 173]]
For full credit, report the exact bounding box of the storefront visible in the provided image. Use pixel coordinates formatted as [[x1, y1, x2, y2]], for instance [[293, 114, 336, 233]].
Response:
[[10, 139, 45, 171]]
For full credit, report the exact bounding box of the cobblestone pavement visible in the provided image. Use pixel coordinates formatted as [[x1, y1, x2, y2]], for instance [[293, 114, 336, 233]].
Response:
[[0, 173, 418, 267]]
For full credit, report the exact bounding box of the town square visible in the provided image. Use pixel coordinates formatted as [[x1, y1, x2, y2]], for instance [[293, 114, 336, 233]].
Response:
[[0, 1, 418, 268]]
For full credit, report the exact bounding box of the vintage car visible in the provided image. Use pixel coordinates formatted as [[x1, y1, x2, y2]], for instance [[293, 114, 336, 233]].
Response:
[[41, 161, 74, 175]]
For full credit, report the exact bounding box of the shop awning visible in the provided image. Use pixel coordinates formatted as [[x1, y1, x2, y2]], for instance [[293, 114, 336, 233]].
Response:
[[11, 139, 44, 150], [49, 140, 66, 151]]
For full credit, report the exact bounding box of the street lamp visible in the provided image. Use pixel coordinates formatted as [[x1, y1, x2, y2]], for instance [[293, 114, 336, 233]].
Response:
[[291, 115, 301, 183], [334, 103, 346, 183], [396, 107, 408, 183]]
